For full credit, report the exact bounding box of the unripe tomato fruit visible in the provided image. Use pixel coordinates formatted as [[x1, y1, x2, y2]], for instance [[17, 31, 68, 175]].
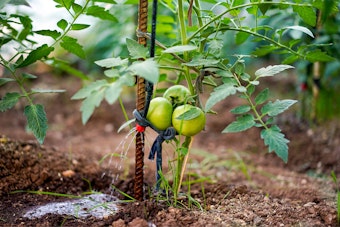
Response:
[[146, 97, 173, 130], [163, 85, 191, 106], [172, 104, 205, 137]]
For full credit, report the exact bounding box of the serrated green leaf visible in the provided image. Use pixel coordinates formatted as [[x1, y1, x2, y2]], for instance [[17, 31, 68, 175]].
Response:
[[255, 65, 294, 78], [249, 80, 259, 86], [236, 86, 246, 93], [305, 50, 335, 62], [104, 81, 123, 105], [255, 88, 269, 105], [230, 105, 251, 114], [234, 62, 245, 75], [16, 44, 54, 68], [35, 30, 61, 40], [86, 5, 118, 22], [205, 83, 237, 112], [0, 78, 15, 86], [24, 104, 48, 144], [282, 55, 299, 64], [0, 92, 21, 112], [71, 80, 107, 100], [128, 59, 159, 84], [104, 69, 120, 78], [80, 89, 105, 124], [176, 108, 201, 120], [57, 19, 68, 30], [252, 45, 278, 57], [222, 114, 255, 133], [126, 38, 149, 59], [293, 6, 316, 27], [261, 125, 289, 163], [261, 99, 297, 117], [95, 57, 128, 68], [71, 24, 90, 30], [163, 45, 197, 53], [183, 58, 219, 67], [31, 89, 65, 93], [54, 0, 73, 9], [60, 36, 85, 59], [46, 58, 89, 80]]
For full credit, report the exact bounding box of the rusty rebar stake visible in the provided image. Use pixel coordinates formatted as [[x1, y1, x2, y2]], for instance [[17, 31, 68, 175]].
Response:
[[134, 0, 148, 201]]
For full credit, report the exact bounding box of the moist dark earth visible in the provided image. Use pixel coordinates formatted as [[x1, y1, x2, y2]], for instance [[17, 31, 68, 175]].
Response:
[[0, 73, 339, 226]]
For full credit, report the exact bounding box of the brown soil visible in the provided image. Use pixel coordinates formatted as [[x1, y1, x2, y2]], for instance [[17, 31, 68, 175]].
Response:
[[0, 74, 339, 226]]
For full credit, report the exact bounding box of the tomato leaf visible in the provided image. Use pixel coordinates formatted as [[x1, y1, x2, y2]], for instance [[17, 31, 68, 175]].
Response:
[[261, 125, 289, 163], [80, 89, 105, 124], [293, 5, 316, 27], [163, 45, 197, 53], [86, 5, 118, 22], [222, 114, 256, 133], [95, 57, 128, 68], [31, 89, 65, 93], [24, 104, 48, 144], [261, 99, 297, 117], [128, 59, 159, 84], [71, 80, 107, 100], [71, 23, 90, 30], [60, 36, 86, 59], [16, 44, 54, 68], [0, 92, 21, 112], [305, 49, 335, 62], [285, 26, 314, 38], [35, 30, 61, 40], [0, 78, 15, 87], [230, 105, 251, 114], [255, 65, 294, 78], [205, 83, 237, 112], [255, 88, 269, 105], [126, 38, 149, 59], [175, 108, 201, 120], [104, 82, 123, 105], [57, 19, 68, 30]]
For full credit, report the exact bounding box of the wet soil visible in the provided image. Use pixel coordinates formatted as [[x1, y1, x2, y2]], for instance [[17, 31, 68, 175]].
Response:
[[0, 74, 339, 226]]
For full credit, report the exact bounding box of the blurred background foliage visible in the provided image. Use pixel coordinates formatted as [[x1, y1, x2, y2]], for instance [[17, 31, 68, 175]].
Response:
[[2, 0, 339, 124]]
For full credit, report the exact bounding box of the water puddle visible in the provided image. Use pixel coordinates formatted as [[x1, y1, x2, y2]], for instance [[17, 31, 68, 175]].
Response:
[[23, 193, 120, 219]]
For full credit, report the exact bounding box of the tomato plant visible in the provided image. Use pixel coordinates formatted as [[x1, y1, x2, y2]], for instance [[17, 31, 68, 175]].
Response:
[[0, 0, 338, 200]]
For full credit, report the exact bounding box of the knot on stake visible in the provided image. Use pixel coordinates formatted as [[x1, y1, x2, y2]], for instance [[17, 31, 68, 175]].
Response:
[[133, 109, 176, 190]]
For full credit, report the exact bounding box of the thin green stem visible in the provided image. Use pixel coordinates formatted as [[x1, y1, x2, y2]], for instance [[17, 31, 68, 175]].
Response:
[[234, 74, 268, 129], [221, 27, 303, 59], [119, 97, 131, 129], [50, 0, 91, 48], [177, 0, 195, 95], [186, 2, 313, 43]]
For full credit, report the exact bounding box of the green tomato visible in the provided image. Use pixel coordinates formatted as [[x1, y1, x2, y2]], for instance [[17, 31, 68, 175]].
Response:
[[172, 104, 206, 137], [163, 85, 191, 106], [146, 97, 173, 131]]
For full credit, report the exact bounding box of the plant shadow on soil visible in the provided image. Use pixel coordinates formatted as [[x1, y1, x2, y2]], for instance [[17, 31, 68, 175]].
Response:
[[0, 75, 339, 226]]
